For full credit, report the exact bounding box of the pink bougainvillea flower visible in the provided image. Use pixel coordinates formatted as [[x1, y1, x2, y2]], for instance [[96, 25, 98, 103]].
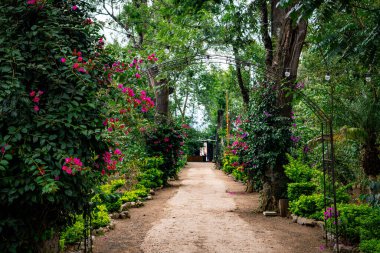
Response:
[[38, 90, 44, 95], [33, 96, 40, 103], [164, 137, 170, 142], [127, 88, 135, 97], [77, 51, 82, 57], [134, 99, 141, 105], [141, 107, 148, 113], [72, 5, 78, 11], [29, 90, 36, 97], [77, 56, 83, 62], [117, 84, 123, 89], [107, 127, 113, 132], [103, 119, 108, 126], [84, 18, 93, 24], [65, 157, 71, 163], [27, 0, 37, 4], [101, 169, 105, 175], [73, 158, 83, 167], [77, 67, 86, 73], [60, 57, 66, 63], [73, 63, 80, 69], [114, 149, 122, 155], [135, 73, 141, 79], [33, 105, 39, 112]]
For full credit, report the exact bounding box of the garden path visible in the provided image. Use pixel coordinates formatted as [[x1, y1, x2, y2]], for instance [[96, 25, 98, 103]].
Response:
[[94, 162, 328, 253]]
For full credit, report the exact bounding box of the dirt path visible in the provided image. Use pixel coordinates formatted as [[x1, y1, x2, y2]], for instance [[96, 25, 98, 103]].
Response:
[[94, 162, 328, 253]]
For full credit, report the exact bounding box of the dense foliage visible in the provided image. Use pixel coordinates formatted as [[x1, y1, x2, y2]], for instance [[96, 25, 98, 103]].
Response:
[[0, 1, 111, 251], [144, 123, 187, 184], [0, 1, 158, 251]]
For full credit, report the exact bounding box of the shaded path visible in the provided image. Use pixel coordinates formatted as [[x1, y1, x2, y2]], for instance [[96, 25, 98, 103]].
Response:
[[94, 162, 327, 253]]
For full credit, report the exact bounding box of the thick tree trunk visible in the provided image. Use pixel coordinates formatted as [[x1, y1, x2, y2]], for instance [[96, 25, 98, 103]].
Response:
[[154, 79, 169, 124], [37, 233, 59, 253], [362, 131, 380, 177], [259, 0, 308, 211], [232, 46, 250, 108]]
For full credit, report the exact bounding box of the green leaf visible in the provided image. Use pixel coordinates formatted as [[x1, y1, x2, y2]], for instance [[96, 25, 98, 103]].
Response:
[[0, 160, 9, 166]]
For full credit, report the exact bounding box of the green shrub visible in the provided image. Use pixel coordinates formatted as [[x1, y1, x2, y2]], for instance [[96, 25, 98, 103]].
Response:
[[99, 179, 126, 195], [133, 188, 149, 198], [284, 154, 319, 182], [92, 205, 110, 229], [140, 157, 164, 172], [110, 179, 126, 192], [287, 182, 317, 201], [0, 1, 113, 251], [327, 204, 380, 244], [359, 239, 380, 253], [120, 191, 139, 202], [61, 216, 85, 245], [232, 168, 247, 182], [144, 124, 186, 184], [360, 208, 380, 241], [120, 188, 149, 203], [289, 194, 324, 219], [137, 168, 164, 189], [105, 198, 122, 213], [222, 153, 238, 174]]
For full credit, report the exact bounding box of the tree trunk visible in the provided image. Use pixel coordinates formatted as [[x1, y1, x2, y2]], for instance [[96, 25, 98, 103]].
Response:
[[215, 109, 224, 169], [259, 0, 308, 211], [233, 46, 250, 108], [36, 233, 59, 253], [154, 79, 169, 124], [362, 130, 380, 177]]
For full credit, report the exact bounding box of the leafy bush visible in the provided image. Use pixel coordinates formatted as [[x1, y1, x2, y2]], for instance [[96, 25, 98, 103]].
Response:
[[137, 168, 164, 189], [289, 194, 324, 219], [0, 1, 114, 251], [144, 123, 186, 184], [110, 179, 126, 192], [92, 205, 110, 229], [284, 154, 319, 182], [232, 168, 247, 182], [120, 187, 149, 203], [360, 208, 380, 241], [105, 198, 122, 213], [324, 204, 380, 248], [60, 216, 85, 245], [359, 239, 380, 253], [140, 157, 164, 172], [222, 153, 238, 174], [288, 182, 317, 202]]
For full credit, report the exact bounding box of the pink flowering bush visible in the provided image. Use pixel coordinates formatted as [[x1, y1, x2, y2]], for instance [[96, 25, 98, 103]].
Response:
[[144, 123, 187, 184], [0, 1, 155, 251]]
